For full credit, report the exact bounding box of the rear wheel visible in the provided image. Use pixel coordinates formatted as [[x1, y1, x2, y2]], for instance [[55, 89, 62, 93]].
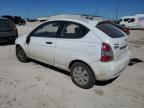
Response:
[[16, 46, 29, 63], [70, 62, 95, 89]]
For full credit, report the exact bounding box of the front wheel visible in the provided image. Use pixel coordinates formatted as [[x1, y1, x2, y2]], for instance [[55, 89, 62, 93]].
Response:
[[16, 46, 29, 63], [70, 62, 95, 89]]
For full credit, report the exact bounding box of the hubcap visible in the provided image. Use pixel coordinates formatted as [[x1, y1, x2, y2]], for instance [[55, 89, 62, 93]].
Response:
[[73, 66, 89, 85]]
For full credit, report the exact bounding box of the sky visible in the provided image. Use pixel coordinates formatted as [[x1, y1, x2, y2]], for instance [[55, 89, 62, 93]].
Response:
[[0, 0, 144, 19]]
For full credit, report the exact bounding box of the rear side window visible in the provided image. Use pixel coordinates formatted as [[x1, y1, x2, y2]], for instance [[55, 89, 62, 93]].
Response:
[[61, 23, 89, 39], [96, 24, 125, 38], [0, 19, 12, 30]]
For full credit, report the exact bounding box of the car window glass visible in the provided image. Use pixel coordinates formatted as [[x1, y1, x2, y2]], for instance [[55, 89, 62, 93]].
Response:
[[0, 19, 12, 30], [130, 18, 135, 22], [119, 19, 123, 22], [124, 18, 130, 22], [31, 22, 60, 38], [61, 23, 88, 39], [97, 24, 125, 38]]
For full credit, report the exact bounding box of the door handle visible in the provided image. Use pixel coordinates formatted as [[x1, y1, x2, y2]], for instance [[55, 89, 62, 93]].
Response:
[[46, 42, 53, 44]]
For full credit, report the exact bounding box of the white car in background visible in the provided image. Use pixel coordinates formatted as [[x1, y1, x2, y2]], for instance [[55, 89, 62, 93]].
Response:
[[15, 19, 131, 89], [119, 14, 144, 29]]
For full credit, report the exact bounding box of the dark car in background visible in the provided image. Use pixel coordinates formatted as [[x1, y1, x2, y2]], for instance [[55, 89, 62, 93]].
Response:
[[2, 15, 14, 21], [2, 15, 26, 25], [113, 24, 130, 35], [13, 16, 26, 25], [0, 17, 18, 43], [26, 18, 38, 22], [99, 21, 130, 35]]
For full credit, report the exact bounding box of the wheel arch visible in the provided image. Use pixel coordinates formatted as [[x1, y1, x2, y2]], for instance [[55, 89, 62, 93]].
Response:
[[16, 44, 21, 48], [69, 60, 96, 88], [15, 44, 27, 56], [69, 60, 95, 78]]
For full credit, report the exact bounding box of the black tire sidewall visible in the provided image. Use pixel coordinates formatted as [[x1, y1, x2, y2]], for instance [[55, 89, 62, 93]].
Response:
[[70, 62, 95, 89], [16, 46, 28, 62]]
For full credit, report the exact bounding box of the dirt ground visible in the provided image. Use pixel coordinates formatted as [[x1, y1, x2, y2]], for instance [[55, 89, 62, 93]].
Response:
[[0, 22, 144, 108]]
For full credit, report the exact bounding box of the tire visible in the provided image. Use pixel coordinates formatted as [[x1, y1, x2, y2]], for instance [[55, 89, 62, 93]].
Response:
[[16, 46, 29, 63], [70, 62, 95, 89]]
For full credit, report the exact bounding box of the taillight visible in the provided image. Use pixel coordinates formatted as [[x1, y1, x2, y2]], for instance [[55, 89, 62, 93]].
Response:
[[124, 28, 130, 35], [101, 42, 113, 62], [126, 28, 129, 32], [124, 28, 127, 32]]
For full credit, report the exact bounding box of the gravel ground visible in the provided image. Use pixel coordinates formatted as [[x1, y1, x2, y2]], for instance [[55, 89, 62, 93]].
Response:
[[0, 22, 144, 108]]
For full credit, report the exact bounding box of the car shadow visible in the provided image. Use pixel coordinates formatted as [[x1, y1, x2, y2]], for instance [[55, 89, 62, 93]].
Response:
[[96, 58, 144, 86], [128, 58, 143, 66], [31, 59, 70, 76], [31, 59, 117, 86], [94, 77, 118, 86]]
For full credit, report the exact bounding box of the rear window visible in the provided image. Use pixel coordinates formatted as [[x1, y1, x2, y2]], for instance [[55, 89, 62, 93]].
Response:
[[0, 19, 12, 30], [96, 24, 125, 38]]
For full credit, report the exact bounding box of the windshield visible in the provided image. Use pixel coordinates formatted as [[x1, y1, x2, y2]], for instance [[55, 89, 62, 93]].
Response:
[[96, 23, 125, 38]]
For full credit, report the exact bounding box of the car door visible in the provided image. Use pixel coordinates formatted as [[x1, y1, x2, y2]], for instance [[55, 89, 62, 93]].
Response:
[[138, 17, 144, 27], [55, 21, 90, 69], [127, 18, 136, 28], [122, 18, 130, 27], [27, 21, 61, 65]]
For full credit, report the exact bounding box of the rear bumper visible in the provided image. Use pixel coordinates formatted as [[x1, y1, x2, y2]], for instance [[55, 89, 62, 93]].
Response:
[[90, 51, 131, 81]]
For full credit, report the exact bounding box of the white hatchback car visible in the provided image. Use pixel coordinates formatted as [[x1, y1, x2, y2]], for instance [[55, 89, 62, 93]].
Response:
[[15, 19, 131, 89]]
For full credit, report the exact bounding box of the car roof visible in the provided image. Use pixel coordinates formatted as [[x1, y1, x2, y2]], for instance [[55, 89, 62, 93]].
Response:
[[0, 17, 6, 19], [86, 20, 105, 26], [45, 18, 105, 27], [120, 16, 133, 19], [0, 17, 10, 20]]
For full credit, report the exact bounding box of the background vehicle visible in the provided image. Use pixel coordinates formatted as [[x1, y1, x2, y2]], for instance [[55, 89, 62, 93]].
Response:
[[98, 21, 130, 35], [26, 18, 38, 22], [15, 19, 130, 89], [119, 14, 144, 29], [119, 16, 132, 27], [2, 15, 26, 25], [13, 16, 26, 25], [0, 17, 18, 43], [2, 15, 14, 22], [113, 24, 130, 35]]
